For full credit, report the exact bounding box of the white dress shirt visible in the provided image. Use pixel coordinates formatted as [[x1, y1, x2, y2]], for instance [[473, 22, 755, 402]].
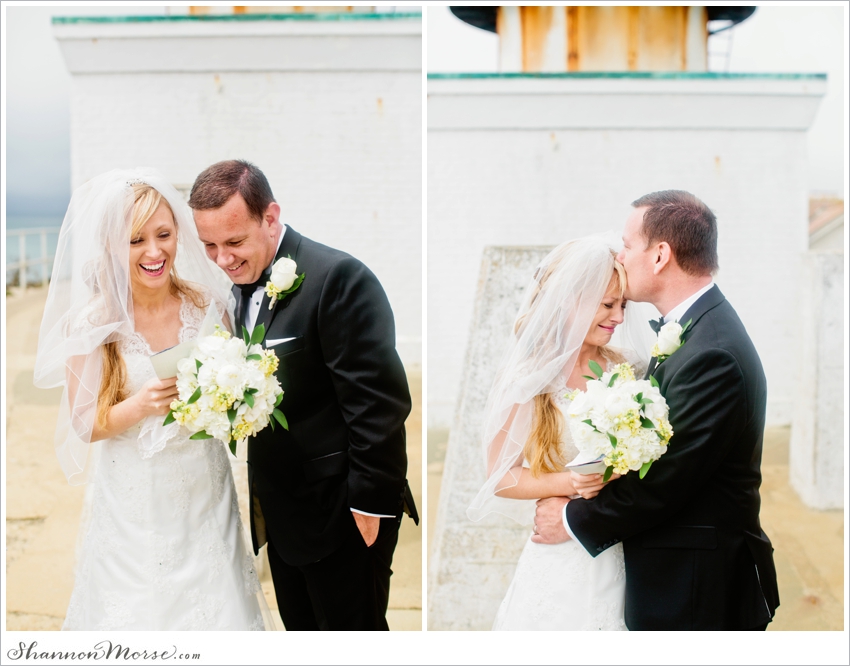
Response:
[[244, 226, 392, 520], [243, 226, 286, 335], [561, 281, 717, 540]]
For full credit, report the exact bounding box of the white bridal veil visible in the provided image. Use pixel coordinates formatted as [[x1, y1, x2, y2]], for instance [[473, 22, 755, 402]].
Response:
[[33, 168, 234, 485], [466, 234, 657, 525]]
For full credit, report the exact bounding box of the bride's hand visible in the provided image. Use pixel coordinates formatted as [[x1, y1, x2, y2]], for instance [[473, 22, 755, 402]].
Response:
[[570, 471, 621, 499], [132, 377, 179, 418]]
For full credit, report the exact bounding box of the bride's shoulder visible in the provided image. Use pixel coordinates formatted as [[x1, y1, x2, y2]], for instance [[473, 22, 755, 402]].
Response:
[[70, 296, 106, 334], [177, 280, 214, 309], [177, 280, 230, 321], [180, 279, 211, 299]]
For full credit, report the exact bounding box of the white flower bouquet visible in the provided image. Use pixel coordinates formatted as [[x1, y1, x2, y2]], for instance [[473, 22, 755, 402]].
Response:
[[566, 361, 673, 482], [164, 323, 287, 455]]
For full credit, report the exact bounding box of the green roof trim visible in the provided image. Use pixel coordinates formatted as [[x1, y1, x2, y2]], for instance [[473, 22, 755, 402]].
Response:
[[53, 12, 421, 25], [428, 72, 826, 81]]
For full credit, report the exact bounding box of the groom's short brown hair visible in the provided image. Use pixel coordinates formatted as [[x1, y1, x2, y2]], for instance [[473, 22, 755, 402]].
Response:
[[632, 190, 719, 276], [188, 159, 275, 222]]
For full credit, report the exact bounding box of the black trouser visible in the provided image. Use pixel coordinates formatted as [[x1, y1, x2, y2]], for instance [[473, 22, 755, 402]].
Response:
[[266, 512, 400, 631]]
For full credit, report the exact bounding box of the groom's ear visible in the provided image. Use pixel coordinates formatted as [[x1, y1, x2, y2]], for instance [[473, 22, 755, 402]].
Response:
[[652, 242, 673, 275], [262, 201, 281, 228]]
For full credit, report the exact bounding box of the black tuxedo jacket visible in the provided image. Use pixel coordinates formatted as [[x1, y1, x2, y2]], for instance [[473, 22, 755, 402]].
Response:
[[242, 226, 411, 567], [566, 286, 779, 630]]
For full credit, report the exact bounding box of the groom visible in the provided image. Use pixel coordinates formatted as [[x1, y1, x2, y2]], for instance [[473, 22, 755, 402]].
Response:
[[189, 160, 417, 630], [533, 190, 779, 630]]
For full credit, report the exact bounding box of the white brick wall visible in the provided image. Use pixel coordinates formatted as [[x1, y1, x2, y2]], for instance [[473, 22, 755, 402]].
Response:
[[428, 74, 825, 428], [55, 15, 422, 364]]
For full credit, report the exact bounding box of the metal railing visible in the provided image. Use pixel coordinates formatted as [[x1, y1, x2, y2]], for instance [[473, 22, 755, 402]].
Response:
[[5, 227, 60, 292]]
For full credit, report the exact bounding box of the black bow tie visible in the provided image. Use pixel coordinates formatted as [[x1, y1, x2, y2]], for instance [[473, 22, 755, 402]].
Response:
[[649, 317, 665, 334], [238, 270, 269, 300]]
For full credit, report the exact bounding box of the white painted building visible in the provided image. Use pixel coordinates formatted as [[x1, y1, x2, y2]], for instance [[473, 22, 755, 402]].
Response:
[[428, 73, 826, 429], [53, 12, 422, 365]]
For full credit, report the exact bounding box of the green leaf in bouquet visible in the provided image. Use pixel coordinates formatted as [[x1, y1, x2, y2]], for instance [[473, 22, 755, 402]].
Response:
[[582, 375, 596, 381], [187, 387, 202, 405], [640, 417, 655, 429], [250, 323, 266, 347], [269, 416, 275, 431], [588, 360, 604, 378], [245, 387, 258, 394], [227, 408, 237, 424], [602, 465, 614, 483], [163, 411, 176, 426], [272, 408, 289, 430], [607, 433, 618, 448], [246, 354, 262, 361], [681, 318, 693, 334], [244, 392, 255, 408], [228, 439, 237, 456], [640, 397, 654, 405], [274, 392, 283, 407], [649, 374, 659, 388], [195, 359, 203, 371], [635, 392, 643, 402], [607, 372, 619, 388], [190, 430, 213, 440], [242, 326, 250, 346], [581, 418, 599, 433], [639, 461, 653, 479]]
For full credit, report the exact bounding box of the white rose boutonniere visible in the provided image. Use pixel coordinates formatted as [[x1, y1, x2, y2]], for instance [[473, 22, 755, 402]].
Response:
[[265, 256, 305, 310], [651, 319, 692, 363]]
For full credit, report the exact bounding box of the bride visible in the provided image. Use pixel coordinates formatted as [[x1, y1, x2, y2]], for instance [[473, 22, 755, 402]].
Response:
[[467, 236, 649, 631], [34, 168, 269, 630]]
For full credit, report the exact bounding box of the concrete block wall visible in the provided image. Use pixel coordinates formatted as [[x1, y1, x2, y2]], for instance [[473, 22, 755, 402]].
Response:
[[428, 246, 549, 630], [790, 251, 845, 509]]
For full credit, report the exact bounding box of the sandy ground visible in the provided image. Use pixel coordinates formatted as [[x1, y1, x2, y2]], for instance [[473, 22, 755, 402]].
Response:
[[427, 424, 845, 631], [4, 286, 422, 631]]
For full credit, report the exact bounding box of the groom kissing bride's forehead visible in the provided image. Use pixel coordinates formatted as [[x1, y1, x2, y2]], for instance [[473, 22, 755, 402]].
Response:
[[190, 159, 417, 631], [535, 189, 780, 631]]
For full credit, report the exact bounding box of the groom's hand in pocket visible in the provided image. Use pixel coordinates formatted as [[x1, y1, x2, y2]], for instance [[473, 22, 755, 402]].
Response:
[[352, 511, 380, 547], [531, 497, 571, 545]]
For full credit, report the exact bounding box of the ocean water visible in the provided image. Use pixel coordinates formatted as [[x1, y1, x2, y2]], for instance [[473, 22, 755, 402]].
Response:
[[5, 216, 63, 286]]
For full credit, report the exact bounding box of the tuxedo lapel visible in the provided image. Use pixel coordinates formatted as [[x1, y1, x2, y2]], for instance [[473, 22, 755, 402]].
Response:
[[232, 283, 245, 334], [254, 225, 304, 336]]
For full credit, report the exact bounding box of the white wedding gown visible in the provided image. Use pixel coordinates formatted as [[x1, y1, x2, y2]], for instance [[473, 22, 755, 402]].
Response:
[[63, 294, 266, 631], [492, 356, 645, 632]]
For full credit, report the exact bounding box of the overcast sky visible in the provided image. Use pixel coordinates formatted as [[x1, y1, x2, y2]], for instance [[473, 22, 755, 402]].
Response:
[[3, 3, 847, 218], [5, 5, 173, 216]]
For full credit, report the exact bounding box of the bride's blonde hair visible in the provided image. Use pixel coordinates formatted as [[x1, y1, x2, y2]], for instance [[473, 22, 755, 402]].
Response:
[[522, 253, 626, 477], [96, 184, 206, 428]]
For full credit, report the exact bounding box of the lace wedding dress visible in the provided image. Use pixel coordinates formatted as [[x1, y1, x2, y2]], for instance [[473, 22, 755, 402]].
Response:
[[63, 293, 266, 631], [492, 353, 645, 632]]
